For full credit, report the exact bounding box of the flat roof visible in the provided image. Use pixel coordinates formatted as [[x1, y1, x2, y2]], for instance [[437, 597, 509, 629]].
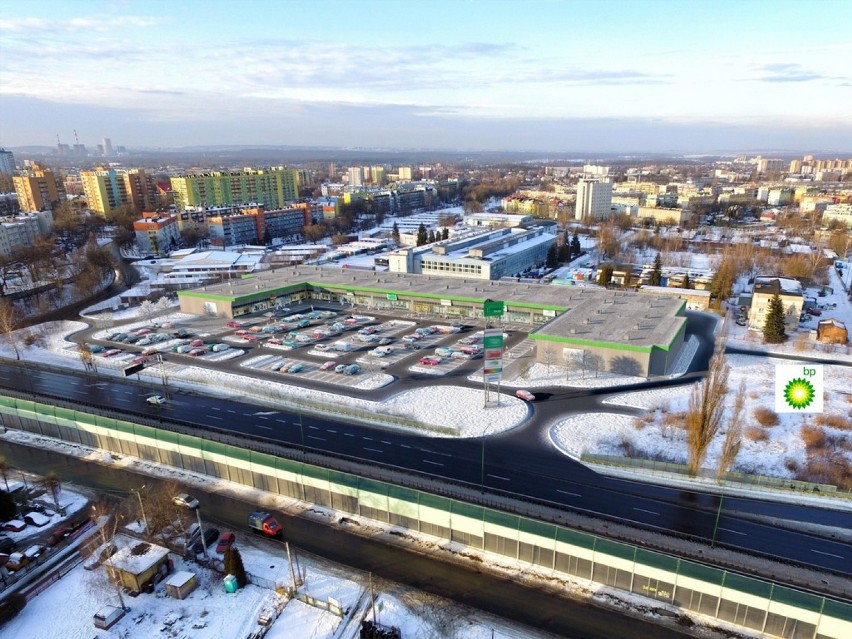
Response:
[[179, 265, 686, 350], [533, 290, 686, 351]]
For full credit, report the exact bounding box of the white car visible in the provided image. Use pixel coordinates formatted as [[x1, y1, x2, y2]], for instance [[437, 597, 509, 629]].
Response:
[[146, 395, 167, 405], [172, 493, 199, 509]]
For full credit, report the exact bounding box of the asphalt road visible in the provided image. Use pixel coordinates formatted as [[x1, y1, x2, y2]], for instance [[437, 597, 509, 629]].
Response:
[[1, 360, 851, 579]]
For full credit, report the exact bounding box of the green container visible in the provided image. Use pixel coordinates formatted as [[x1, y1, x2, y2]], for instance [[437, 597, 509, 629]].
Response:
[[223, 574, 238, 593]]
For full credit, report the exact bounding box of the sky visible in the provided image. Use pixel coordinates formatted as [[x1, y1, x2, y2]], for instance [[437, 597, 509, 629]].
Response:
[[1, 0, 851, 154]]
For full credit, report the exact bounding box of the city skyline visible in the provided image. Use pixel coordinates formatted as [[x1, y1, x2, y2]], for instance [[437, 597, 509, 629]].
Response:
[[1, 0, 851, 153]]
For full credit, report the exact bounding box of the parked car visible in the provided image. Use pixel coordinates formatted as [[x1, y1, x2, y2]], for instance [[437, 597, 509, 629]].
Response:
[[320, 360, 338, 371], [227, 321, 245, 328], [187, 347, 209, 356], [344, 364, 361, 375], [47, 527, 71, 547], [146, 395, 167, 405], [809, 308, 822, 316], [0, 536, 16, 554], [516, 389, 536, 402], [101, 349, 122, 357], [419, 356, 441, 366], [2, 520, 26, 532], [288, 363, 304, 373], [173, 493, 199, 509], [334, 364, 348, 374], [215, 531, 236, 553], [132, 355, 151, 365], [191, 527, 220, 555]]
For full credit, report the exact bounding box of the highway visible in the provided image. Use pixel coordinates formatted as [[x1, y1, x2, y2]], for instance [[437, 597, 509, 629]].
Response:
[[2, 359, 851, 579]]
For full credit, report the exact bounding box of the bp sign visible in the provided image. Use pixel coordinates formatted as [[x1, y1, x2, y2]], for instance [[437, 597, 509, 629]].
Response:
[[483, 299, 505, 318]]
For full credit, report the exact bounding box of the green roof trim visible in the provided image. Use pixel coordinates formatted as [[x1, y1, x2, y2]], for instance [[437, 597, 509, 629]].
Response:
[[528, 333, 653, 353]]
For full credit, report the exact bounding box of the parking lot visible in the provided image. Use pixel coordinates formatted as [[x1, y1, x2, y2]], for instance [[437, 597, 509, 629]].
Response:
[[81, 303, 530, 390]]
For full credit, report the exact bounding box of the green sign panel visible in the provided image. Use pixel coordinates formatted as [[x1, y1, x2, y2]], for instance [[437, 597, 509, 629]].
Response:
[[483, 333, 504, 350], [387, 293, 398, 301], [483, 299, 505, 318]]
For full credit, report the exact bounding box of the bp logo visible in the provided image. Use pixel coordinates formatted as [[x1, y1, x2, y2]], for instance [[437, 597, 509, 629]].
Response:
[[775, 365, 823, 413]]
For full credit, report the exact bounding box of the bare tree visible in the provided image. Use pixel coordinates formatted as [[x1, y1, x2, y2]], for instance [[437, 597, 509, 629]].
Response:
[[39, 471, 64, 515], [717, 381, 746, 481], [0, 455, 9, 491], [0, 298, 21, 360], [686, 347, 729, 476]]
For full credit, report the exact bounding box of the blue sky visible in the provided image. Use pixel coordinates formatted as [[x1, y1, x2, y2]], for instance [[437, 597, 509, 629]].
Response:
[[1, 0, 850, 153]]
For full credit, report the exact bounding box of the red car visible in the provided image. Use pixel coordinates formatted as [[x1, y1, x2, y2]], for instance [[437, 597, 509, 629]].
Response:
[[227, 321, 245, 328], [215, 531, 235, 553], [102, 349, 122, 357], [419, 356, 441, 366], [516, 389, 536, 402], [809, 309, 822, 316]]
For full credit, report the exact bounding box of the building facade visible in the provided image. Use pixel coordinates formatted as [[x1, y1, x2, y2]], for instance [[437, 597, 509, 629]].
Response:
[[80, 167, 128, 217], [0, 148, 15, 175], [574, 179, 613, 220], [0, 213, 53, 256], [133, 213, 181, 256], [748, 277, 804, 332], [388, 225, 556, 280], [822, 203, 852, 228], [13, 164, 67, 212], [170, 167, 299, 211]]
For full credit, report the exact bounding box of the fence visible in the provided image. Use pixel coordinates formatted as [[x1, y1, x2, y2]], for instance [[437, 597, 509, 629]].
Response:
[[581, 453, 852, 499], [0, 393, 850, 639]]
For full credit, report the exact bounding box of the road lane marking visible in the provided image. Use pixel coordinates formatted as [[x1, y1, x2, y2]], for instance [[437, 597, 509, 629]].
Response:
[[364, 447, 383, 453], [210, 406, 221, 410], [227, 410, 236, 414], [307, 435, 326, 442], [811, 549, 844, 559], [422, 459, 443, 466], [362, 436, 373, 441], [257, 416, 269, 420], [209, 415, 222, 420], [327, 429, 337, 434], [633, 507, 660, 516], [257, 425, 272, 430], [400, 444, 411, 449], [487, 474, 510, 481], [276, 419, 288, 424], [557, 490, 582, 498], [718, 527, 746, 536], [381, 440, 392, 445], [344, 433, 355, 437]]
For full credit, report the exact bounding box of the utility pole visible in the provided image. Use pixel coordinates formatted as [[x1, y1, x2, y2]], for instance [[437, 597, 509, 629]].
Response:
[[131, 485, 148, 535], [195, 507, 208, 558]]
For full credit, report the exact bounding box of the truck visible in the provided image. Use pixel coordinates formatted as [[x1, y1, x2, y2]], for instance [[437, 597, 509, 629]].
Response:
[[332, 340, 353, 352], [248, 511, 283, 538]]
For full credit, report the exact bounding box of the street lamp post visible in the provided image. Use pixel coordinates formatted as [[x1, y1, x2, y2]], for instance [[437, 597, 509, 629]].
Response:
[[131, 485, 148, 535], [711, 475, 727, 549], [195, 507, 208, 559]]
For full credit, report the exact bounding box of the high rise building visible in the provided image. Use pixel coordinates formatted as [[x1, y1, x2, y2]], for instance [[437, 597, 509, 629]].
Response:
[[123, 168, 158, 212], [0, 148, 15, 175], [13, 164, 67, 212], [398, 166, 412, 180], [574, 179, 613, 220], [169, 167, 300, 211], [371, 165, 386, 185], [101, 138, 114, 156], [348, 167, 363, 187], [80, 167, 128, 217]]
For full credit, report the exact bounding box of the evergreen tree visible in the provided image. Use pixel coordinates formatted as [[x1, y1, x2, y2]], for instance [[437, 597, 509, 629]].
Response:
[[597, 263, 614, 287], [416, 223, 427, 246], [546, 243, 558, 268], [391, 222, 400, 245], [682, 273, 692, 289], [649, 252, 663, 286], [441, 228, 449, 240], [763, 293, 787, 343], [558, 242, 569, 263], [427, 229, 436, 243], [571, 232, 581, 256], [231, 547, 248, 588]]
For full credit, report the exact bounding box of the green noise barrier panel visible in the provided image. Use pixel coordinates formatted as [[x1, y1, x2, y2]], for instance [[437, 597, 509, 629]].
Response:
[[0, 394, 849, 639]]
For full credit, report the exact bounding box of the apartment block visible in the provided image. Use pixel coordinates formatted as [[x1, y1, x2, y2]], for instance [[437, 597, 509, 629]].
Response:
[[574, 179, 613, 220], [133, 213, 181, 256], [13, 164, 67, 212], [170, 167, 299, 211]]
